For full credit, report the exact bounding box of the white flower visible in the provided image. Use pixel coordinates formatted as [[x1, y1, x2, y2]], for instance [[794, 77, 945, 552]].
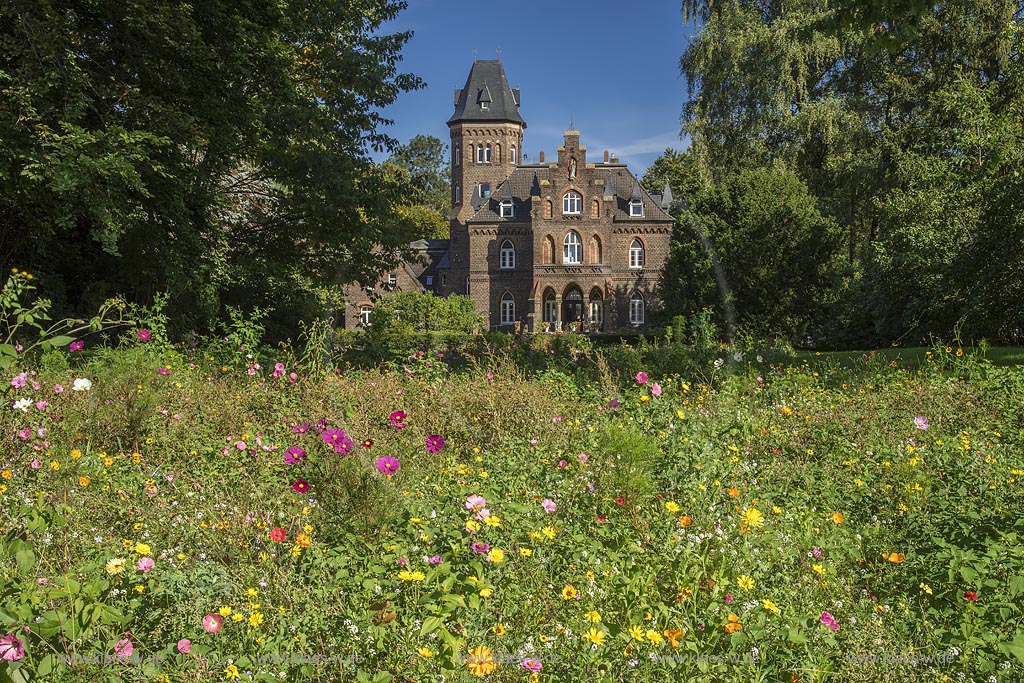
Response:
[[12, 398, 31, 412], [72, 378, 92, 391], [713, 358, 724, 368]]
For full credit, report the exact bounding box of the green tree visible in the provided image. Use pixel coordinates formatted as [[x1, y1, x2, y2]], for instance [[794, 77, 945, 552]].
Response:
[[0, 0, 422, 334], [385, 134, 451, 240]]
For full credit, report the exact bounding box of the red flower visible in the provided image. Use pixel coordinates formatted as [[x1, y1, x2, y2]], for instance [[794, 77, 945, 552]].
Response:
[[615, 496, 625, 506], [292, 479, 310, 493], [362, 439, 373, 449], [964, 590, 978, 602], [270, 527, 286, 543]]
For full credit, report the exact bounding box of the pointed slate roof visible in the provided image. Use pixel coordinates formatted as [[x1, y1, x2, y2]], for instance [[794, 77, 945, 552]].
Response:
[[448, 60, 526, 127]]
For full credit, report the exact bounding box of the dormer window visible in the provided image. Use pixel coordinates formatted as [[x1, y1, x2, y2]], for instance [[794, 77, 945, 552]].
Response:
[[481, 101, 489, 110], [479, 183, 490, 199], [500, 200, 514, 218], [388, 273, 397, 287], [629, 199, 644, 217]]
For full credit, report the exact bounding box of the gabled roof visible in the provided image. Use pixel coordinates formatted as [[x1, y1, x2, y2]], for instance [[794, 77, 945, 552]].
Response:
[[448, 60, 526, 127]]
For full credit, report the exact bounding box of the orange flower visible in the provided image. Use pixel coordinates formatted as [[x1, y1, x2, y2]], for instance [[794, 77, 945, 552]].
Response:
[[664, 628, 684, 648], [832, 512, 844, 525], [78, 476, 90, 487], [678, 515, 692, 527], [675, 587, 692, 601], [295, 532, 312, 548], [728, 488, 740, 498], [724, 614, 742, 633], [882, 552, 905, 564]]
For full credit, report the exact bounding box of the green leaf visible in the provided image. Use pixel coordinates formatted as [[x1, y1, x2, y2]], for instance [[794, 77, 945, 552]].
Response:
[[372, 672, 393, 683], [47, 335, 75, 347], [35, 655, 56, 677], [420, 615, 445, 636], [14, 546, 35, 575]]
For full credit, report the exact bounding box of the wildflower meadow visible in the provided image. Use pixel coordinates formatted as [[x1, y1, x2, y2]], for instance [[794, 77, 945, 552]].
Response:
[[2, 324, 1024, 683]]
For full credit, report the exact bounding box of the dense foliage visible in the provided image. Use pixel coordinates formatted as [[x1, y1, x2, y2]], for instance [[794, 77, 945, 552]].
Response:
[[1, 333, 1023, 682], [0, 0, 421, 334], [649, 0, 1024, 347]]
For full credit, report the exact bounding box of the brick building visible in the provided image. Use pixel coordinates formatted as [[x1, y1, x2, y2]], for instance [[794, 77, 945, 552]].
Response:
[[345, 60, 674, 332]]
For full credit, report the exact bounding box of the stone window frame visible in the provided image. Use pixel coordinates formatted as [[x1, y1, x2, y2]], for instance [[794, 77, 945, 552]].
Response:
[[499, 200, 514, 219], [629, 238, 645, 269], [563, 230, 583, 265], [510, 144, 517, 164], [629, 291, 645, 325], [629, 199, 644, 217], [454, 143, 460, 167], [454, 184, 461, 205], [562, 190, 582, 215], [499, 239, 515, 269], [499, 291, 515, 324]]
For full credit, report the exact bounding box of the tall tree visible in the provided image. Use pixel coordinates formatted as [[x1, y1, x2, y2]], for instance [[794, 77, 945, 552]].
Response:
[[0, 0, 422, 331], [385, 134, 451, 240]]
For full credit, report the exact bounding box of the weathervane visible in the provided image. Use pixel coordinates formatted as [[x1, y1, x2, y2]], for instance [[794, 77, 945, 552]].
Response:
[[496, 47, 502, 58]]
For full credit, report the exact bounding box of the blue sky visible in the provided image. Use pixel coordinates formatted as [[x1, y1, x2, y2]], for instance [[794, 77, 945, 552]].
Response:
[[373, 0, 696, 176]]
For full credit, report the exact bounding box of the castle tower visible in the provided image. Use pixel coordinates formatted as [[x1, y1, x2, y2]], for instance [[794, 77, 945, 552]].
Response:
[[446, 60, 525, 297]]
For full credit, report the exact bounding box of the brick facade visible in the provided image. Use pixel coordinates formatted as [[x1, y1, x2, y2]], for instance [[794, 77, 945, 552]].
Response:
[[343, 60, 674, 332]]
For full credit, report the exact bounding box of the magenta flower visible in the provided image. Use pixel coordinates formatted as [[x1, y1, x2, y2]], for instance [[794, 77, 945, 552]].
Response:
[[137, 557, 155, 573], [819, 611, 840, 631], [521, 658, 543, 673], [471, 541, 490, 554], [389, 410, 407, 430], [202, 614, 223, 634], [322, 428, 353, 454], [0, 634, 25, 662], [157, 368, 170, 376], [292, 479, 310, 493], [428, 555, 443, 565], [137, 329, 151, 342], [374, 456, 401, 475], [292, 423, 310, 434], [725, 594, 734, 604], [650, 382, 662, 397], [635, 371, 649, 385], [425, 434, 445, 453], [114, 638, 134, 658], [465, 494, 487, 511], [69, 340, 84, 353], [234, 440, 247, 451], [914, 416, 930, 430], [10, 373, 27, 389], [284, 446, 307, 465], [176, 638, 191, 654], [541, 499, 557, 513], [273, 362, 286, 378]]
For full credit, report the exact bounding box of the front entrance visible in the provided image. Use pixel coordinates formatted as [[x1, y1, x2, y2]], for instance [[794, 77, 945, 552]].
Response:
[[563, 287, 583, 324]]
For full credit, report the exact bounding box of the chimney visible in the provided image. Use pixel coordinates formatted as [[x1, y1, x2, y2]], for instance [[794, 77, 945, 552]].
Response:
[[539, 151, 545, 163], [603, 150, 609, 163], [610, 155, 619, 164]]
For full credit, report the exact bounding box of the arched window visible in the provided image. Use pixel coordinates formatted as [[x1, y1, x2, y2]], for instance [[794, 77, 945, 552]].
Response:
[[589, 288, 604, 327], [543, 235, 556, 264], [477, 144, 485, 163], [544, 200, 553, 218], [510, 144, 517, 164], [629, 238, 645, 269], [499, 239, 515, 269], [465, 276, 470, 295], [454, 184, 461, 205], [485, 143, 492, 163], [589, 235, 603, 264], [500, 291, 515, 324], [563, 190, 582, 215], [629, 291, 645, 324], [454, 143, 460, 166], [563, 230, 582, 264], [591, 199, 601, 218], [499, 199, 514, 218], [543, 290, 557, 324], [359, 305, 373, 327]]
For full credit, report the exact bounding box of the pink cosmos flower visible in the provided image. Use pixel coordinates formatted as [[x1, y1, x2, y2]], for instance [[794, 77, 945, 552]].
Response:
[[0, 633, 25, 661], [521, 658, 543, 672], [284, 446, 307, 464], [914, 416, 930, 430], [137, 557, 155, 573], [374, 456, 400, 475], [30, 459, 42, 470], [157, 368, 170, 376], [428, 555, 443, 565], [541, 499, 557, 513], [273, 362, 286, 378], [466, 495, 487, 511], [177, 639, 191, 654], [114, 638, 134, 658], [234, 441, 247, 451], [202, 614, 223, 633], [69, 340, 84, 353], [425, 434, 445, 453], [471, 541, 490, 554], [558, 460, 568, 468], [577, 452, 588, 464], [650, 382, 662, 397], [635, 371, 649, 385], [725, 594, 734, 604], [388, 410, 407, 430], [53, 383, 64, 393], [10, 373, 27, 389], [137, 329, 151, 342], [819, 612, 839, 631], [322, 429, 353, 454], [35, 400, 48, 410], [292, 479, 310, 493]]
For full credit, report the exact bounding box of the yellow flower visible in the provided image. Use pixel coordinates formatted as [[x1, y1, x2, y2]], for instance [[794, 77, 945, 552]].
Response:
[[479, 587, 494, 598], [541, 526, 558, 540], [224, 664, 240, 680], [231, 613, 243, 622], [483, 515, 500, 527], [585, 610, 602, 623], [762, 599, 780, 614], [78, 476, 90, 487], [741, 507, 764, 529], [295, 532, 312, 548], [49, 461, 61, 471], [520, 548, 533, 557], [737, 575, 755, 591], [465, 645, 496, 677], [561, 585, 577, 600], [246, 588, 258, 598], [134, 584, 145, 593], [70, 449, 82, 459], [629, 624, 644, 641], [134, 543, 151, 556], [487, 548, 505, 563], [219, 606, 233, 617], [581, 627, 606, 646], [812, 564, 826, 576], [920, 582, 932, 595], [646, 630, 664, 646], [417, 647, 433, 658], [832, 512, 844, 525], [398, 570, 425, 582], [494, 623, 505, 635], [0, 470, 11, 480], [105, 558, 126, 575], [103, 456, 114, 467], [665, 501, 680, 513], [249, 612, 264, 628], [465, 520, 481, 532]]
